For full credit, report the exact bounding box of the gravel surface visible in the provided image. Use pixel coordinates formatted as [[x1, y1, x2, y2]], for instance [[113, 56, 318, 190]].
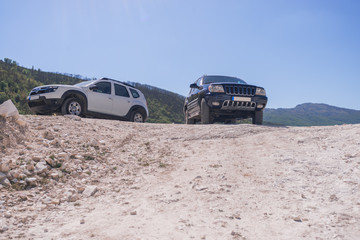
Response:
[[1, 115, 360, 240]]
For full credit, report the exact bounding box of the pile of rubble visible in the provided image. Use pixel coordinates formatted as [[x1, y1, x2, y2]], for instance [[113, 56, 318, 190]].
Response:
[[0, 100, 28, 189], [0, 100, 111, 193]]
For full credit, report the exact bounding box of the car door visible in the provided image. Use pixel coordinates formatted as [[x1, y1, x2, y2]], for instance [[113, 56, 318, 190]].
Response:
[[112, 83, 133, 116], [87, 81, 113, 114]]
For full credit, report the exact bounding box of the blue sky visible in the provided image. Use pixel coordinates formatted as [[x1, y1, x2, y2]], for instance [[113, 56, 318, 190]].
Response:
[[1, 0, 359, 110]]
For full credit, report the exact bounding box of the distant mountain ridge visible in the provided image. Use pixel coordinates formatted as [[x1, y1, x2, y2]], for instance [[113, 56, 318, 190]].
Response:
[[264, 103, 360, 126]]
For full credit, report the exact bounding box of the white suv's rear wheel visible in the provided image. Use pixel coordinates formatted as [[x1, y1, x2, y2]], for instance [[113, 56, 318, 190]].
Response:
[[131, 111, 144, 123]]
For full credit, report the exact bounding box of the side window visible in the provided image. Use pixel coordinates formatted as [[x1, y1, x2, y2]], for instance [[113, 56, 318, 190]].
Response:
[[93, 82, 111, 94], [115, 84, 130, 97], [189, 88, 194, 95], [130, 88, 140, 98]]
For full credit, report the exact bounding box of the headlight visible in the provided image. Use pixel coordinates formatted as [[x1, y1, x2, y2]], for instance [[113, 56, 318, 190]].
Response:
[[208, 84, 224, 93], [30, 86, 59, 95], [45, 86, 58, 93], [255, 87, 266, 96]]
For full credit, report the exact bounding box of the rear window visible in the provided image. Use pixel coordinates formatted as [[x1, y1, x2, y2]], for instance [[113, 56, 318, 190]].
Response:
[[115, 84, 130, 97], [130, 88, 140, 98]]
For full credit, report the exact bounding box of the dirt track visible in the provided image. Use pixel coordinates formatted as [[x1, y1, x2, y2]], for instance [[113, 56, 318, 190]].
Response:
[[1, 116, 360, 239]]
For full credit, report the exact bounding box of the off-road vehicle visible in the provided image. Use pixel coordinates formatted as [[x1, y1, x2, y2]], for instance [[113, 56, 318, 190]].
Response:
[[27, 77, 148, 122], [184, 75, 267, 124]]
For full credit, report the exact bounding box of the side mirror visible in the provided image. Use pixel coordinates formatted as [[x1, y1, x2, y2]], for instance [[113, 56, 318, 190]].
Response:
[[89, 85, 98, 91], [190, 83, 198, 89]]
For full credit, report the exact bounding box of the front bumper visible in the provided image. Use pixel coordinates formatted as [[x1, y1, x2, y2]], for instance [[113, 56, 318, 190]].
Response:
[[205, 93, 268, 111], [27, 96, 63, 114]]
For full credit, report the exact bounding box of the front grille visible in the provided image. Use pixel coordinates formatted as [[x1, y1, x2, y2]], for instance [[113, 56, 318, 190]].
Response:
[[222, 100, 256, 110], [224, 85, 255, 96], [28, 100, 46, 107]]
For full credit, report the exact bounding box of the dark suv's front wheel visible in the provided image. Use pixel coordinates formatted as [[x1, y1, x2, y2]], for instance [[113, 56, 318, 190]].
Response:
[[185, 109, 195, 124], [252, 110, 263, 125]]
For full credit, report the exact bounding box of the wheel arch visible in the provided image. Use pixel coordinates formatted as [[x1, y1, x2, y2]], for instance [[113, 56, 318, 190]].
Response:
[[61, 90, 88, 111], [126, 105, 148, 121]]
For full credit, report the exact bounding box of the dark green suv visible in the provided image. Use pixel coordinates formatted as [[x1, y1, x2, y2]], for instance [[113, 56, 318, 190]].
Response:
[[184, 75, 267, 124]]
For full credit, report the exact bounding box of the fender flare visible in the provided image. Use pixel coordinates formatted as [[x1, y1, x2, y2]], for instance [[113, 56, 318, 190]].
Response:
[[61, 90, 88, 111], [126, 105, 148, 121]]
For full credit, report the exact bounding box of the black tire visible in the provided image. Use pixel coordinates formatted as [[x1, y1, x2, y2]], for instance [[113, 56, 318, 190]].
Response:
[[252, 110, 263, 125], [61, 97, 84, 116], [201, 98, 210, 124], [185, 109, 195, 124], [131, 110, 145, 123], [225, 119, 236, 124]]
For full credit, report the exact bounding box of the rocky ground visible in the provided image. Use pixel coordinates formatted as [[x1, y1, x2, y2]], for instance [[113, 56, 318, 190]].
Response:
[[1, 111, 360, 239]]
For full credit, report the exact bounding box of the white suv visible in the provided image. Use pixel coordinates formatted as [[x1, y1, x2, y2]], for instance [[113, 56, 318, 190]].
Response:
[[27, 77, 149, 122]]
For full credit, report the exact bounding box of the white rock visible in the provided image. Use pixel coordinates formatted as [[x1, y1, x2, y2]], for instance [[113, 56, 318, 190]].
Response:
[[31, 156, 42, 162], [35, 162, 49, 174], [50, 172, 59, 180], [0, 163, 10, 173], [64, 115, 81, 121], [0, 100, 19, 119], [0, 223, 8, 233], [58, 152, 69, 161], [43, 131, 55, 140], [83, 186, 98, 197], [25, 178, 37, 186], [0, 172, 6, 182], [4, 211, 11, 218], [2, 178, 11, 187]]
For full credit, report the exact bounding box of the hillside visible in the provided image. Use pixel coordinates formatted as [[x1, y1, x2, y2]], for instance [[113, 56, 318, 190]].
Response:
[[0, 58, 184, 123], [264, 103, 360, 126]]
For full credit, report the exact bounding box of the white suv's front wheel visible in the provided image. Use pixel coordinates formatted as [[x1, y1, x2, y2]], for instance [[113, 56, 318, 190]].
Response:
[[61, 97, 84, 116]]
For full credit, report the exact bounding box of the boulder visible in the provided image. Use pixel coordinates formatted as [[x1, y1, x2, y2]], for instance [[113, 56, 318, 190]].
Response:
[[0, 100, 19, 119]]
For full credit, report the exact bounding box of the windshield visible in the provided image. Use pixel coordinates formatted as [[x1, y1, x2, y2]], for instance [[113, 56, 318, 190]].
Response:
[[203, 76, 247, 84], [74, 80, 97, 87]]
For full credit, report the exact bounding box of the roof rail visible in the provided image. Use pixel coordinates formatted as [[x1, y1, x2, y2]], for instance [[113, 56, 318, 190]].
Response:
[[100, 77, 135, 88]]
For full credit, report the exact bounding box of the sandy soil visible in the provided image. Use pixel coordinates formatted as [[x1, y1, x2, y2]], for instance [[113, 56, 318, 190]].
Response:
[[1, 115, 360, 240]]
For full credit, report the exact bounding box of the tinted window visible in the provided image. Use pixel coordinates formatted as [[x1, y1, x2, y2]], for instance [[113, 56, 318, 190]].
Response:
[[94, 82, 111, 94], [130, 88, 140, 98], [115, 84, 130, 97], [203, 76, 246, 84]]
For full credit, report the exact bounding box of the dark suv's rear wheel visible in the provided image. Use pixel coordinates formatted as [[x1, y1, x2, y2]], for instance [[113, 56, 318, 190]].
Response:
[[61, 97, 84, 116], [252, 110, 263, 125]]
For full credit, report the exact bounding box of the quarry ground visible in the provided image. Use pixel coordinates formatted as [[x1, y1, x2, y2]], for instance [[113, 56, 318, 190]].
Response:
[[1, 115, 360, 240]]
